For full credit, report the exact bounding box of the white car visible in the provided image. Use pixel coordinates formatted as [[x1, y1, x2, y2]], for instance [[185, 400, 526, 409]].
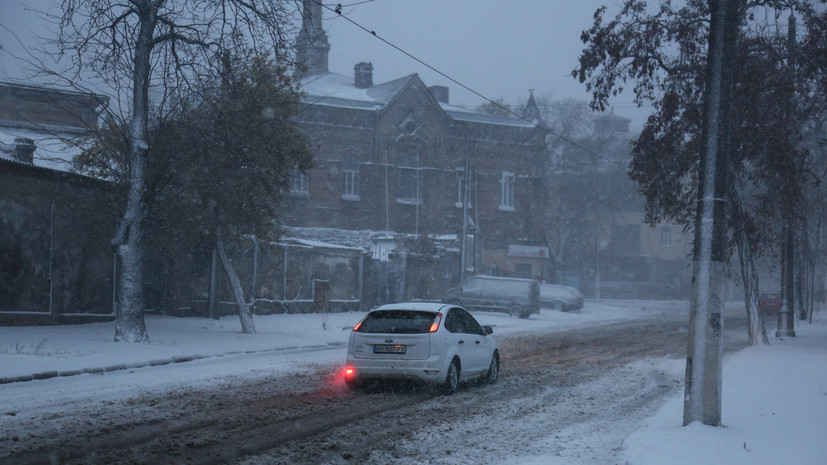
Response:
[[344, 302, 499, 393]]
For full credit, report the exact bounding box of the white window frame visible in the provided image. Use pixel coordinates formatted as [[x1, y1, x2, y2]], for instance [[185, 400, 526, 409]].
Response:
[[660, 226, 674, 247], [396, 149, 422, 204], [455, 168, 466, 208], [342, 158, 360, 201], [290, 168, 309, 196], [499, 171, 515, 211]]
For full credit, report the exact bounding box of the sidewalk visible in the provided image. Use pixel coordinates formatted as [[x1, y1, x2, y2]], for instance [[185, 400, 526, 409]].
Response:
[[0, 312, 361, 384], [621, 315, 827, 465]]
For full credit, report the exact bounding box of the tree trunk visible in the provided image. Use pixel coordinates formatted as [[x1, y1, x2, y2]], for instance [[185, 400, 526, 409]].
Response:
[[113, 1, 158, 343], [216, 231, 256, 334], [735, 219, 769, 345]]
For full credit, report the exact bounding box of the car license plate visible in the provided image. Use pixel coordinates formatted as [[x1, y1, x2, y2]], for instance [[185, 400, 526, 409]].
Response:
[[373, 344, 406, 354]]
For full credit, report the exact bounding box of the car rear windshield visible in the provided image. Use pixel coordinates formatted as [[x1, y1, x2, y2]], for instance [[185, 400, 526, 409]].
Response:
[[357, 310, 437, 334]]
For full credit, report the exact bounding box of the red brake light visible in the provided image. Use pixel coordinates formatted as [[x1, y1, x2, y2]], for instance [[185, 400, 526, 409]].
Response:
[[429, 312, 443, 333], [353, 313, 370, 331], [345, 367, 355, 376]]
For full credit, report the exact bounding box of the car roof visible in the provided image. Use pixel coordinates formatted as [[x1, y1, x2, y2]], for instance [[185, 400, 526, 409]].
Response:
[[372, 302, 452, 312]]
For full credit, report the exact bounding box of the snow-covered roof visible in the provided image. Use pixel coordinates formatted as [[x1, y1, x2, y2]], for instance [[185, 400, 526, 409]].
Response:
[[372, 302, 450, 312], [286, 226, 461, 249], [280, 237, 364, 252], [285, 226, 398, 250], [0, 125, 85, 172], [299, 72, 536, 129]]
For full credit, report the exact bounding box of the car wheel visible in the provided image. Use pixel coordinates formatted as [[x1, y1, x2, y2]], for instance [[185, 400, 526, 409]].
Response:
[[508, 305, 522, 317], [442, 358, 460, 394], [484, 352, 499, 384]]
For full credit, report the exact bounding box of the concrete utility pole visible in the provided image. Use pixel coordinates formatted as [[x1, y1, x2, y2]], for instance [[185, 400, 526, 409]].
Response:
[[683, 0, 740, 427], [776, 220, 796, 337], [777, 14, 798, 338]]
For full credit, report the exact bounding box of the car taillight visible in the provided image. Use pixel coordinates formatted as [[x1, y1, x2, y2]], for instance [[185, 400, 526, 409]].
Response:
[[345, 366, 356, 377], [352, 314, 369, 331], [429, 312, 443, 333]]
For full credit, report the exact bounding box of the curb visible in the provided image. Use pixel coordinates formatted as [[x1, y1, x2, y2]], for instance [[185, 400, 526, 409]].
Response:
[[0, 341, 346, 385]]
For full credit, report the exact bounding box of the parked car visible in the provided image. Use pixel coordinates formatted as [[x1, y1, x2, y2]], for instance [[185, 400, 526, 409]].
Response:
[[344, 302, 499, 393], [758, 291, 782, 314], [442, 275, 540, 318], [540, 284, 584, 311]]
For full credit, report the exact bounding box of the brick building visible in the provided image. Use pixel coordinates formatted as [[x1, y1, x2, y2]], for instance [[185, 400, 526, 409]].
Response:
[[287, 1, 549, 292]]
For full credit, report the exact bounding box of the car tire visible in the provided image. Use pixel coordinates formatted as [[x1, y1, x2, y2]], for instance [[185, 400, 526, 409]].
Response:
[[508, 305, 522, 317], [484, 352, 499, 384], [442, 358, 460, 394]]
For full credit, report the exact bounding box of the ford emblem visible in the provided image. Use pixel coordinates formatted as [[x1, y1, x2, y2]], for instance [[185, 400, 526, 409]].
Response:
[[385, 338, 393, 343]]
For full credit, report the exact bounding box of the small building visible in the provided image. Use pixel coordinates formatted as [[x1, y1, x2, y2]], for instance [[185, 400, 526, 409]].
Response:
[[0, 82, 114, 324]]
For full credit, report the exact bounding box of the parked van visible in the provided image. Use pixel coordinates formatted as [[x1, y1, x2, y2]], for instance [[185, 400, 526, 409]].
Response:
[[442, 276, 540, 318]]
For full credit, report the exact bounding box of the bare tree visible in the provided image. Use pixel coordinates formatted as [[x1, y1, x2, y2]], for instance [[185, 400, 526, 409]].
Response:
[[54, 0, 296, 342]]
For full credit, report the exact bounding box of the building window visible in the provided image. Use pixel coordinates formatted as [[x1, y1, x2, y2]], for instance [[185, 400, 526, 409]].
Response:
[[499, 171, 515, 211], [342, 158, 359, 200], [456, 168, 467, 208], [397, 148, 421, 204], [290, 167, 309, 196], [660, 226, 674, 247]]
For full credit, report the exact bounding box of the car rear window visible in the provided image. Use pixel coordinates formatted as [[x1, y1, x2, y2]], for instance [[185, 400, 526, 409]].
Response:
[[357, 310, 438, 334]]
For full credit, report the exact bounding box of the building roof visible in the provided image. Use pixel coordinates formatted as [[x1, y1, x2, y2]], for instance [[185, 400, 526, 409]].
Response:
[[299, 72, 536, 129], [0, 126, 83, 172], [0, 81, 106, 173]]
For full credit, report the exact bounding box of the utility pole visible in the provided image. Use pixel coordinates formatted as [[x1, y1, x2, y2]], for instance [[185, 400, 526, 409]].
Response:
[[777, 13, 798, 338], [683, 0, 740, 427], [460, 130, 470, 282]]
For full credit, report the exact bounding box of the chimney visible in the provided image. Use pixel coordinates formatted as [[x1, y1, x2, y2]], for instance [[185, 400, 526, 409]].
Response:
[[429, 85, 449, 104], [14, 138, 35, 164], [295, 0, 330, 78], [354, 62, 373, 89]]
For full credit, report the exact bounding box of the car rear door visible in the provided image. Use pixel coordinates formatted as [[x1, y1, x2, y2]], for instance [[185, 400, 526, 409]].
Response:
[[455, 308, 493, 375], [445, 307, 490, 377]]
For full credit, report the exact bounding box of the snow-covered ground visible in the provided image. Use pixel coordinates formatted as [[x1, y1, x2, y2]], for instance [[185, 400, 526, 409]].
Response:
[[622, 312, 827, 465], [0, 300, 824, 464]]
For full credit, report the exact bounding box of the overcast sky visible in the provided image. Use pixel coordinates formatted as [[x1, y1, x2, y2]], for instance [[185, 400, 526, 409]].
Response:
[[0, 0, 648, 128]]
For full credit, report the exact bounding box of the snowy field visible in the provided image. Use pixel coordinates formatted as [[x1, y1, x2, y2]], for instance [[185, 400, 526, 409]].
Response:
[[0, 300, 824, 464]]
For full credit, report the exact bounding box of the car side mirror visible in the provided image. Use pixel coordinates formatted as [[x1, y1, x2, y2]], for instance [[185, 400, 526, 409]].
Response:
[[484, 325, 493, 335]]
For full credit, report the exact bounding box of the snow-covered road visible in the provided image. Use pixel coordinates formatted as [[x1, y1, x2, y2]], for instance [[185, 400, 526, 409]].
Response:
[[0, 301, 752, 464]]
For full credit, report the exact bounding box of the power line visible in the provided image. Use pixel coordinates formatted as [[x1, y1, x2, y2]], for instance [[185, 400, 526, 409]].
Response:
[[316, 1, 609, 156], [326, 1, 378, 8]]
